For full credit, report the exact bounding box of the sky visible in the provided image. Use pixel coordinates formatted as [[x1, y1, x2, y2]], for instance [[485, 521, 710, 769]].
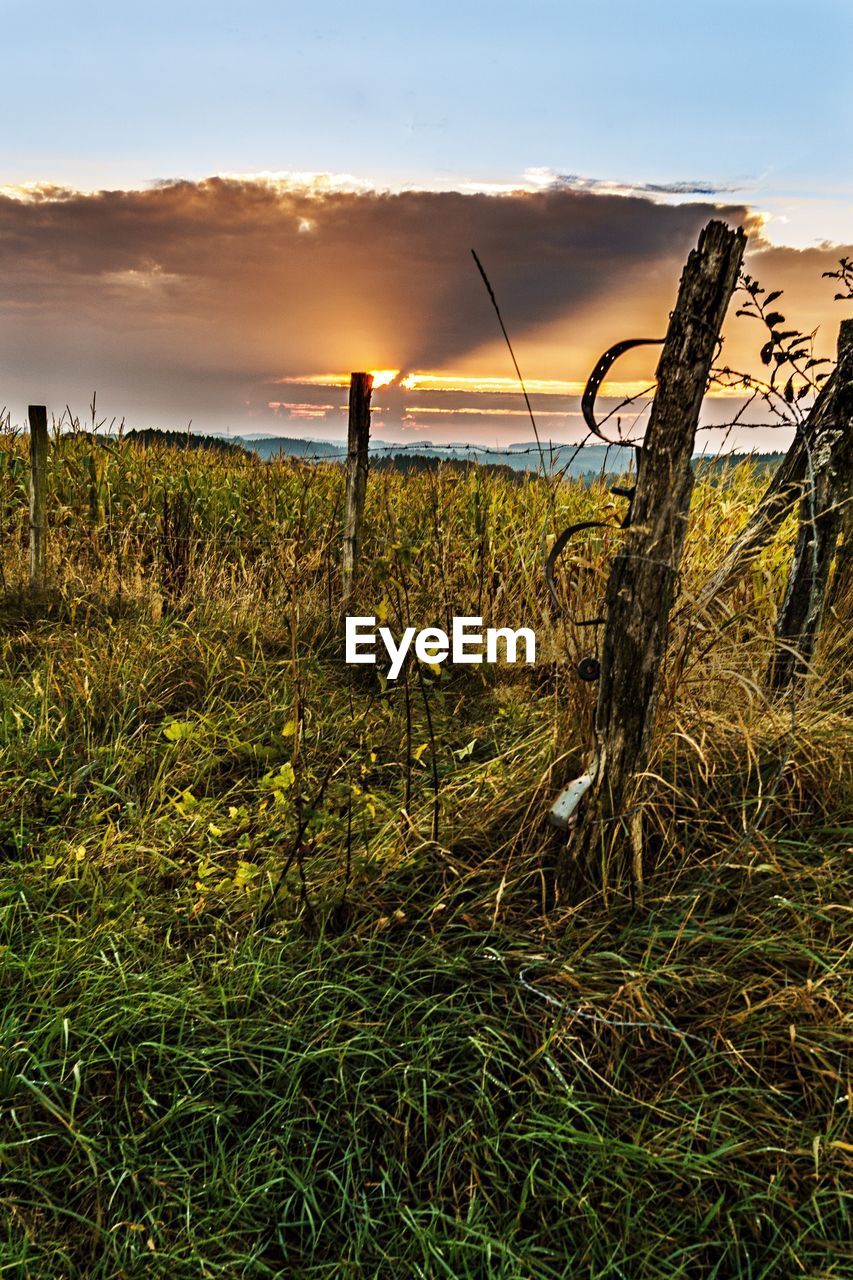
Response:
[[2, 0, 852, 448]]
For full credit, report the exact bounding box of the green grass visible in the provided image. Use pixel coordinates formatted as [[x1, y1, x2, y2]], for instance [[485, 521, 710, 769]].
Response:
[[2, 840, 850, 1278], [0, 432, 851, 1276]]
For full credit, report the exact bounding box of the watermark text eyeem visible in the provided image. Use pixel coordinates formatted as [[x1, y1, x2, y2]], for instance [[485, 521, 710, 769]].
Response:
[[345, 616, 535, 680]]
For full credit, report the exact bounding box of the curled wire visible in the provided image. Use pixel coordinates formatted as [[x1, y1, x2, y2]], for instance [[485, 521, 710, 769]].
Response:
[[547, 337, 663, 619], [545, 518, 619, 619], [581, 337, 663, 443]]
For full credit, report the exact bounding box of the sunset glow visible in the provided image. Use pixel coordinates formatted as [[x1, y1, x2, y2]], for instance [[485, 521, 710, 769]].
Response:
[[1, 167, 847, 447], [398, 372, 657, 398], [368, 369, 401, 389]]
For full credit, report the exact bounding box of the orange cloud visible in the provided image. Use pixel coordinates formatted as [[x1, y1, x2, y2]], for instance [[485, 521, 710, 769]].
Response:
[[0, 175, 848, 438]]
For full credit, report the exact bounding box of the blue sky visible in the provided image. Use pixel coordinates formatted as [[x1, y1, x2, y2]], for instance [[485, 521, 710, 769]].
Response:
[[1, 1, 851, 443], [4, 0, 851, 245]]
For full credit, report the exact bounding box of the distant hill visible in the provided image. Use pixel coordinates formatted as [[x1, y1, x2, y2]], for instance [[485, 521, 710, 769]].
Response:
[[370, 454, 527, 483], [238, 437, 786, 479], [240, 436, 344, 460], [125, 429, 249, 457], [240, 437, 639, 477], [118, 431, 785, 480]]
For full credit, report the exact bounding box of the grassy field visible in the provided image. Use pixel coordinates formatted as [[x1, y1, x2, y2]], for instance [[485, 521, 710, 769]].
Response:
[[0, 430, 850, 1278]]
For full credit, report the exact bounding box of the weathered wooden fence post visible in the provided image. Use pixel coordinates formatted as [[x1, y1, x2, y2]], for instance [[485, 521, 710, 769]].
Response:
[[341, 372, 373, 606], [768, 320, 853, 690], [566, 221, 745, 899], [696, 352, 847, 611], [28, 405, 49, 593], [828, 481, 853, 613]]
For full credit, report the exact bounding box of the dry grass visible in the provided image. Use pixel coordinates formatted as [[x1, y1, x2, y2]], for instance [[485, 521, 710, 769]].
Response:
[[0, 427, 850, 1277]]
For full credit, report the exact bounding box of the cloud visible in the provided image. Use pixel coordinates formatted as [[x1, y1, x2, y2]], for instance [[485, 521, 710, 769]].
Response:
[[0, 175, 848, 436], [545, 172, 740, 198]]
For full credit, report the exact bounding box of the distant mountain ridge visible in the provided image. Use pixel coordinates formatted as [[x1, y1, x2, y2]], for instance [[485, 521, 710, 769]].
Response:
[[237, 436, 784, 477], [111, 430, 784, 479], [239, 435, 638, 477]]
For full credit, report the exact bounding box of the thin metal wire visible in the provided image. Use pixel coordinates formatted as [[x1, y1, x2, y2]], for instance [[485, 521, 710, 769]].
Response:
[[517, 965, 713, 1051]]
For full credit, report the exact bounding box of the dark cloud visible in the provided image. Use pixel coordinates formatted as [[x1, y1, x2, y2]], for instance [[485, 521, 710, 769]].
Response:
[[550, 174, 740, 197], [0, 177, 847, 436]]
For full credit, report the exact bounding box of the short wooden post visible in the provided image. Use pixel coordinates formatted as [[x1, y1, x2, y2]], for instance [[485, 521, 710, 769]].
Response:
[[28, 405, 49, 592], [341, 372, 373, 606], [768, 320, 853, 690], [568, 221, 745, 898]]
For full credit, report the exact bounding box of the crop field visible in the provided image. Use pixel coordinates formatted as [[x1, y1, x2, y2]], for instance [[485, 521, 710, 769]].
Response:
[[0, 430, 850, 1278]]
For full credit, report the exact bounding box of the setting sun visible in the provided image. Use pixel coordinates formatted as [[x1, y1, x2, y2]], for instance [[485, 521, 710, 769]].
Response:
[[368, 369, 400, 388]]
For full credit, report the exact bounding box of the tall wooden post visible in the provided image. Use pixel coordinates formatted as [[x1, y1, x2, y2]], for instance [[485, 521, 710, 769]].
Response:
[[768, 320, 853, 690], [341, 372, 373, 606], [567, 221, 745, 899], [28, 405, 49, 592]]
